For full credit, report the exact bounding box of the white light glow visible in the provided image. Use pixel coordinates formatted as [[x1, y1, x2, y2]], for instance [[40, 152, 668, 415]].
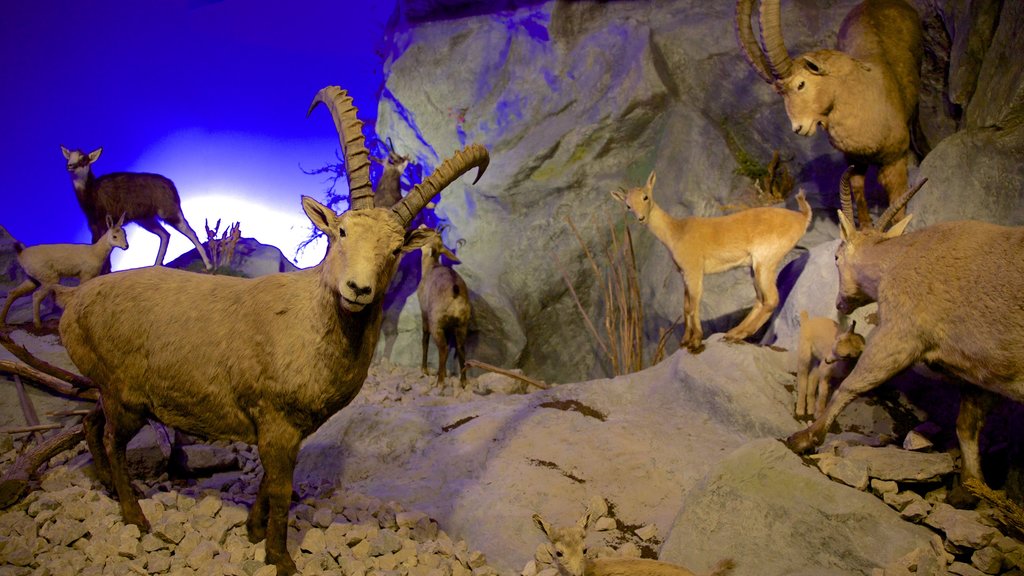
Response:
[[110, 192, 327, 272]]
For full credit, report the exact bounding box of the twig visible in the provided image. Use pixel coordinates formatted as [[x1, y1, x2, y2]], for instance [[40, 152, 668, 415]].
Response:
[[963, 478, 1024, 541], [0, 424, 85, 509], [48, 409, 92, 418], [13, 375, 44, 444], [0, 330, 95, 392], [0, 360, 98, 400], [0, 423, 63, 434], [465, 359, 550, 390]]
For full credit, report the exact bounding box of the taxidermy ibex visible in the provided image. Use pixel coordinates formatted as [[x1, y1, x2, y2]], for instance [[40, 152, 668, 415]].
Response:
[[61, 145, 213, 270], [55, 87, 488, 575], [787, 167, 1024, 506], [612, 171, 811, 352], [736, 0, 923, 228], [373, 137, 411, 208], [417, 226, 471, 388]]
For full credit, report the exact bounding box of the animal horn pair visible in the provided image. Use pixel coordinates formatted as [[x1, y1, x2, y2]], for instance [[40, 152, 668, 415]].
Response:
[[838, 166, 928, 232], [309, 86, 489, 224], [735, 0, 794, 83]]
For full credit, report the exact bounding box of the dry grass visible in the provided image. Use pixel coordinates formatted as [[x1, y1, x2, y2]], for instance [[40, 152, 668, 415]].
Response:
[[205, 219, 241, 273], [558, 215, 677, 376]]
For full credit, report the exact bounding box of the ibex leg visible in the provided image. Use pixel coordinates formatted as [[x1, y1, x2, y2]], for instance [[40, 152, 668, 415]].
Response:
[[136, 217, 172, 267], [1, 280, 37, 324], [166, 210, 213, 270]]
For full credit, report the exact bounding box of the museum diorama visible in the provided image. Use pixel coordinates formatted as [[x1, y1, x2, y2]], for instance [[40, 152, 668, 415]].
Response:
[[1, 0, 1023, 574]]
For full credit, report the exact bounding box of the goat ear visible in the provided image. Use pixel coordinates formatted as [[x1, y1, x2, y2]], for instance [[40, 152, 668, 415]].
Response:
[[803, 56, 826, 75], [575, 510, 595, 531], [532, 514, 553, 538], [106, 214, 114, 229], [440, 246, 460, 264], [88, 148, 103, 163], [117, 212, 126, 226], [401, 227, 434, 253], [646, 170, 657, 190], [837, 210, 856, 241], [884, 214, 913, 239], [610, 189, 626, 203], [61, 145, 71, 160], [302, 196, 337, 234]]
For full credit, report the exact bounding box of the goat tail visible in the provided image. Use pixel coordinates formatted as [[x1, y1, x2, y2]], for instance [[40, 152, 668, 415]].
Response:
[[794, 188, 812, 225], [707, 558, 736, 576]]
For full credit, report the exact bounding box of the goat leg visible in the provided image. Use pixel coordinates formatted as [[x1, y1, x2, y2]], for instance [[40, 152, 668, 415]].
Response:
[[102, 404, 150, 531], [255, 422, 302, 576], [949, 388, 995, 508]]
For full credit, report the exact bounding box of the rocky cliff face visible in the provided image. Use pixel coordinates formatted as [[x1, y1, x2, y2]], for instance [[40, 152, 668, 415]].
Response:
[[371, 0, 1024, 383]]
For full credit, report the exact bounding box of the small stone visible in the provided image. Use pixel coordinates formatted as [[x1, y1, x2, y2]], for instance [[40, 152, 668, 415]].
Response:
[[301, 527, 327, 554], [884, 491, 923, 512], [368, 530, 404, 556], [900, 499, 933, 522], [816, 454, 870, 491], [312, 507, 335, 528], [146, 552, 172, 573], [971, 546, 1004, 574], [617, 542, 641, 558], [634, 524, 657, 541], [586, 496, 609, 519], [253, 564, 278, 576], [351, 539, 372, 559], [870, 479, 898, 496], [521, 560, 539, 576], [396, 511, 428, 529], [468, 550, 487, 569], [926, 503, 1001, 549], [593, 517, 616, 532], [948, 561, 986, 576], [194, 494, 223, 518], [903, 430, 934, 451]]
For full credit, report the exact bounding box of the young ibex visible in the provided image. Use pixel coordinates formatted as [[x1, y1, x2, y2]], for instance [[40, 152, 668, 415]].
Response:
[[61, 145, 213, 270], [0, 214, 128, 328], [786, 168, 1024, 505], [417, 226, 471, 388], [611, 171, 811, 352], [795, 311, 865, 419], [532, 510, 735, 576], [373, 137, 411, 208], [736, 0, 923, 228], [53, 87, 488, 576]]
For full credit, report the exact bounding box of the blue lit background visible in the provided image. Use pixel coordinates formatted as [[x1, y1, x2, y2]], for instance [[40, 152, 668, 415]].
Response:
[[1, 0, 396, 269]]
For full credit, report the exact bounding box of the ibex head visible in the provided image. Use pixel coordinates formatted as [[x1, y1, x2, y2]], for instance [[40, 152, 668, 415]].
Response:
[[417, 224, 461, 265], [384, 137, 411, 172], [104, 213, 129, 251], [830, 320, 865, 362], [532, 511, 593, 576], [834, 166, 925, 314], [735, 0, 868, 136], [610, 170, 657, 224], [307, 86, 487, 312]]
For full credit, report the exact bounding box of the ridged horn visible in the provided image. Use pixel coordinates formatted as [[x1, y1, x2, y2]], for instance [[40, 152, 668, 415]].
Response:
[[308, 86, 374, 211], [875, 177, 928, 232], [392, 143, 489, 227], [839, 166, 855, 227], [758, 0, 794, 79], [736, 0, 775, 83]]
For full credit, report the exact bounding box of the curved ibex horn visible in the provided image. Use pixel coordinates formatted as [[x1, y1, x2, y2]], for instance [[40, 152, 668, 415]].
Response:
[[758, 0, 794, 79], [839, 166, 855, 226], [391, 143, 489, 227], [874, 177, 928, 232], [308, 86, 374, 211], [735, 0, 775, 83]]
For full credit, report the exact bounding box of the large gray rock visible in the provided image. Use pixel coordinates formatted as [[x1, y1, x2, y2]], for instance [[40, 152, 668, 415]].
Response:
[[660, 439, 946, 576]]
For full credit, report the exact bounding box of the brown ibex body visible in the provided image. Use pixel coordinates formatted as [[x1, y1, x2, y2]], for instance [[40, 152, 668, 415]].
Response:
[[612, 171, 811, 352], [795, 311, 865, 419], [787, 169, 1024, 504], [373, 137, 411, 208], [736, 0, 923, 227], [56, 87, 488, 575], [417, 227, 471, 388], [0, 215, 128, 328], [61, 145, 213, 270]]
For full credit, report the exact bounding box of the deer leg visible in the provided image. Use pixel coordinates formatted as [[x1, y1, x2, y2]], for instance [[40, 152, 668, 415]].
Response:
[[950, 388, 996, 507], [1, 280, 37, 325], [787, 326, 920, 453], [165, 211, 213, 270], [254, 423, 301, 576], [136, 217, 172, 267], [101, 400, 150, 530], [878, 156, 910, 222], [682, 274, 704, 352]]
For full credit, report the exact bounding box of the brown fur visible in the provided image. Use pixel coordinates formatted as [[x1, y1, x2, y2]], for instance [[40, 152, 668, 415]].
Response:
[[611, 170, 811, 352], [795, 311, 865, 419], [737, 0, 923, 227], [1, 215, 128, 328], [61, 145, 212, 269], [373, 141, 410, 209], [417, 228, 471, 387], [533, 512, 735, 576], [787, 211, 1024, 505]]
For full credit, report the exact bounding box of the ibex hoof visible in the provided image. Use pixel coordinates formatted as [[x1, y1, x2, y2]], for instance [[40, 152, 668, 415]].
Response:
[[784, 429, 818, 455], [683, 340, 705, 354]]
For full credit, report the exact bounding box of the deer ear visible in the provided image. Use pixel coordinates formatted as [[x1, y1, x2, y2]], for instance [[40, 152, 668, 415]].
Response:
[[61, 145, 71, 159], [117, 212, 126, 226], [646, 170, 657, 190], [106, 214, 114, 229], [532, 514, 553, 538], [884, 214, 913, 239], [88, 148, 103, 163], [610, 189, 626, 203]]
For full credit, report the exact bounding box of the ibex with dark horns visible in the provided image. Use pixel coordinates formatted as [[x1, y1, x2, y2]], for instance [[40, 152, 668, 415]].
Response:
[[787, 167, 1024, 506], [373, 137, 411, 208], [736, 0, 923, 228], [55, 86, 488, 575], [61, 145, 213, 270]]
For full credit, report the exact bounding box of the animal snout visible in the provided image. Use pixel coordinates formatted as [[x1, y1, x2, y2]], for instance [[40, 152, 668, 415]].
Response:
[[792, 123, 803, 135], [346, 281, 372, 298]]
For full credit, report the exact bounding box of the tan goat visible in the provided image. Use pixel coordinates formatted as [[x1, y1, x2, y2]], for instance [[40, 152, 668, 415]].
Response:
[[795, 311, 865, 419], [1, 214, 128, 328], [53, 86, 488, 576], [532, 510, 735, 576], [417, 226, 471, 388], [736, 0, 923, 228], [786, 168, 1024, 505], [611, 170, 811, 352]]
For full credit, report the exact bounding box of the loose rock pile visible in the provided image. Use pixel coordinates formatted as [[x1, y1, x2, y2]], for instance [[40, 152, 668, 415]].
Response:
[[813, 441, 1024, 576]]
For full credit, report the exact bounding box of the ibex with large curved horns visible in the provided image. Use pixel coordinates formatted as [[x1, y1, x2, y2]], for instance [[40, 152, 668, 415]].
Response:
[[787, 167, 1024, 506], [52, 86, 487, 576], [736, 0, 923, 228]]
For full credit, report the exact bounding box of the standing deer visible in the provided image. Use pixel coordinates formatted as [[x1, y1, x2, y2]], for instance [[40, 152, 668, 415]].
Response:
[[736, 0, 923, 228], [786, 168, 1024, 506], [53, 87, 488, 575], [61, 145, 212, 270]]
